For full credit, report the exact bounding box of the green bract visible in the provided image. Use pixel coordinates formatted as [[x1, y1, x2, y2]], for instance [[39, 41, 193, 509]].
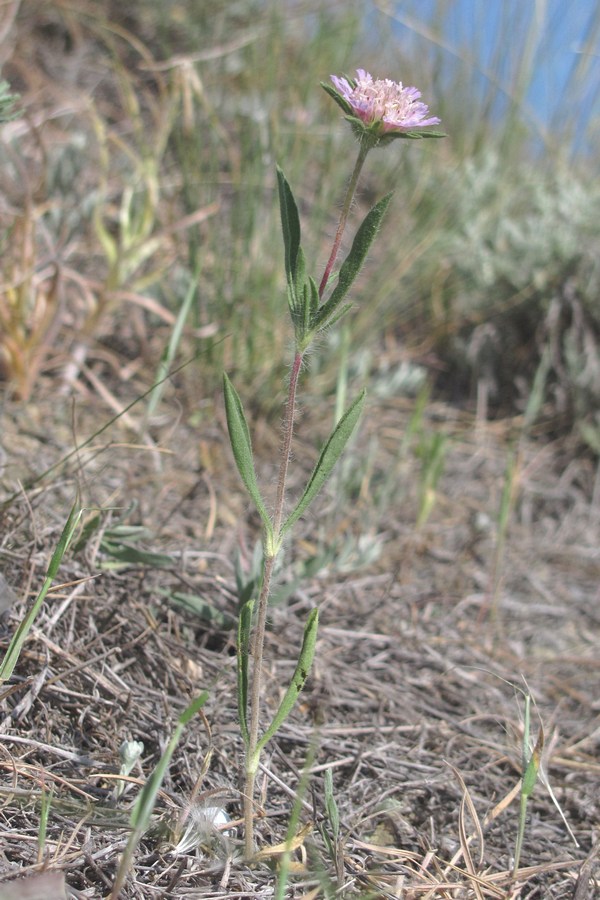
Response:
[[323, 82, 445, 145]]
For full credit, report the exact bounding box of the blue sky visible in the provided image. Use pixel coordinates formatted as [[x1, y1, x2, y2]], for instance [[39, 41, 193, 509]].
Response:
[[375, 0, 599, 150]]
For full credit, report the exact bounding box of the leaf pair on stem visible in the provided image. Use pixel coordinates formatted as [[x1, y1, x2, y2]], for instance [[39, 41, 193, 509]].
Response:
[[224, 161, 392, 857], [277, 165, 392, 350]]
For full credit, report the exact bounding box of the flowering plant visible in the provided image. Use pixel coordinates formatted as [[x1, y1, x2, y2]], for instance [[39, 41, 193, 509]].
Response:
[[323, 68, 444, 146], [224, 70, 443, 857]]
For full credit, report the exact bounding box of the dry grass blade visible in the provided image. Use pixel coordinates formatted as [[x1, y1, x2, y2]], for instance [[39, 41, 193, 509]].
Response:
[[440, 763, 496, 898], [0, 2, 598, 897], [451, 767, 486, 900], [572, 838, 600, 900]]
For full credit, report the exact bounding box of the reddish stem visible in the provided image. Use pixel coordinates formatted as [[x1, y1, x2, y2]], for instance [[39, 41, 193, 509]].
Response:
[[318, 141, 369, 298], [243, 141, 371, 857]]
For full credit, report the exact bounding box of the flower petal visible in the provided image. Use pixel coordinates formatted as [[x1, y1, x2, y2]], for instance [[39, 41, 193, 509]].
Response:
[[329, 69, 441, 135]]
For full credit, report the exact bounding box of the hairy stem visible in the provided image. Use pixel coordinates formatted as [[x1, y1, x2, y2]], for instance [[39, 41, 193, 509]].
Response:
[[243, 350, 303, 858], [243, 141, 370, 855], [274, 351, 303, 536], [318, 141, 369, 299], [243, 552, 276, 858]]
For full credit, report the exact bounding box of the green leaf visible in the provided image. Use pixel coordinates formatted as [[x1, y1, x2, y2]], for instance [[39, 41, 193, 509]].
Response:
[[145, 269, 200, 424], [312, 301, 353, 335], [287, 246, 307, 328], [275, 167, 317, 346], [257, 608, 318, 752], [320, 81, 354, 117], [159, 589, 236, 629], [277, 166, 303, 318], [324, 768, 340, 842], [304, 275, 319, 333], [0, 502, 83, 683], [71, 510, 102, 553], [99, 542, 175, 569], [381, 129, 447, 141], [237, 599, 255, 747], [312, 194, 393, 334], [234, 541, 263, 607], [223, 374, 273, 540], [522, 727, 543, 798], [281, 390, 365, 536], [47, 503, 82, 580]]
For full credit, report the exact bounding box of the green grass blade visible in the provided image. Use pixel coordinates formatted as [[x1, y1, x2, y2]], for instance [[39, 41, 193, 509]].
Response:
[[281, 390, 365, 536], [129, 693, 208, 830], [223, 373, 274, 540], [144, 268, 200, 425], [110, 691, 208, 898], [0, 502, 83, 683], [324, 768, 340, 842], [47, 503, 82, 580], [38, 782, 54, 864], [513, 694, 543, 876], [257, 608, 318, 752]]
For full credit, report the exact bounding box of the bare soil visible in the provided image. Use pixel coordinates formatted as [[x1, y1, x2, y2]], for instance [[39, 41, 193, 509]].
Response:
[[0, 383, 598, 899], [0, 5, 599, 895]]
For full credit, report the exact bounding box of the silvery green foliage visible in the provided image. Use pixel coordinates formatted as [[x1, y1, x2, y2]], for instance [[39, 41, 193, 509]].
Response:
[[444, 152, 600, 302], [433, 150, 600, 443], [0, 80, 20, 123]]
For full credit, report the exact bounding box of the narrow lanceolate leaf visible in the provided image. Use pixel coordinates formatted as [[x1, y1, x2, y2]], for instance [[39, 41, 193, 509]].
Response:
[[48, 502, 83, 580], [288, 245, 307, 327], [311, 301, 353, 337], [281, 390, 365, 536], [303, 275, 319, 335], [312, 193, 393, 334], [276, 166, 303, 316], [257, 608, 318, 752], [223, 374, 273, 540], [237, 599, 254, 747]]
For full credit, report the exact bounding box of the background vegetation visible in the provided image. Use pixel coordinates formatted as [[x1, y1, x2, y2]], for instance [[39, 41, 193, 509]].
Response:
[[1, 0, 599, 444], [0, 1, 599, 897]]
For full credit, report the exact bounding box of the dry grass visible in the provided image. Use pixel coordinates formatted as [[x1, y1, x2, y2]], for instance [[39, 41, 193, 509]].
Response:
[[1, 387, 599, 897], [0, 2, 599, 897]]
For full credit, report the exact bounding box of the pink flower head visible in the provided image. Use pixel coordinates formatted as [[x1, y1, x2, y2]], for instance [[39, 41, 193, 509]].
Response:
[[327, 69, 441, 140]]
